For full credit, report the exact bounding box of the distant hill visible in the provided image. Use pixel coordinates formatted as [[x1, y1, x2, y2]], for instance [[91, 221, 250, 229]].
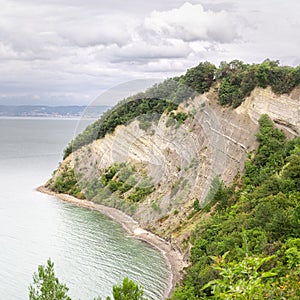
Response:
[[0, 105, 110, 118]]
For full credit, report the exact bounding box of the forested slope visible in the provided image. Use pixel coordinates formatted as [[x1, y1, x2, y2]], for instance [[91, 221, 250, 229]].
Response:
[[171, 115, 300, 299]]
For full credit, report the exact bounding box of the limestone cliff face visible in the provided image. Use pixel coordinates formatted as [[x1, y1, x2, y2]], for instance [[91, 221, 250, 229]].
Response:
[[48, 86, 300, 251], [236, 87, 300, 136]]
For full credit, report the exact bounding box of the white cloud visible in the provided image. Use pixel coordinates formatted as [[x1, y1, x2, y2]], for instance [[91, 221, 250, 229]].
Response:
[[143, 2, 239, 43]]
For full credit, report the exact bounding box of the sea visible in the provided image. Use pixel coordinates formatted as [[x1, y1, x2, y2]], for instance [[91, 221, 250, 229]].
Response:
[[0, 118, 169, 300]]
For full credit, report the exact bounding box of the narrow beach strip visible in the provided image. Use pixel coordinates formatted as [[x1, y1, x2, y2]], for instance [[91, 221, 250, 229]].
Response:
[[37, 186, 186, 299]]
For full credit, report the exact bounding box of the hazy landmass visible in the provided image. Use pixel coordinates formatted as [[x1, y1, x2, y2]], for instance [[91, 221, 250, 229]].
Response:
[[0, 105, 110, 118]]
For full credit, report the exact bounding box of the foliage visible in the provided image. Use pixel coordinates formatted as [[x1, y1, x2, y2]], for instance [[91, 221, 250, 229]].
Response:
[[107, 277, 148, 300], [127, 186, 154, 202], [203, 243, 300, 299], [51, 168, 84, 198], [244, 114, 286, 186], [29, 261, 147, 300], [171, 115, 300, 299], [193, 198, 200, 212], [201, 176, 225, 210], [203, 252, 277, 299], [29, 259, 71, 300], [63, 98, 178, 159], [217, 59, 300, 107], [217, 60, 257, 108], [167, 112, 189, 127], [85, 162, 154, 204], [182, 62, 216, 94]]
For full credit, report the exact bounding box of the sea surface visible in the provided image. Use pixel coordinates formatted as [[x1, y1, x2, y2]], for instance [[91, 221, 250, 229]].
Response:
[[0, 118, 169, 300]]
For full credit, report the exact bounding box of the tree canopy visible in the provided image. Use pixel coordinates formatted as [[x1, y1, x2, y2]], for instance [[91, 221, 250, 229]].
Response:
[[63, 59, 300, 158]]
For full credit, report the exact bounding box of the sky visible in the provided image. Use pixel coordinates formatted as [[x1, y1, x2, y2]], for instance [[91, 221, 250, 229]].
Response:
[[0, 0, 299, 106]]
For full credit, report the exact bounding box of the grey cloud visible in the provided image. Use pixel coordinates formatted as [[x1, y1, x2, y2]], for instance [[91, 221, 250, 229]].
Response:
[[140, 60, 192, 74], [110, 40, 192, 63], [14, 0, 191, 15], [201, 1, 237, 12], [0, 0, 299, 106], [58, 20, 131, 47]]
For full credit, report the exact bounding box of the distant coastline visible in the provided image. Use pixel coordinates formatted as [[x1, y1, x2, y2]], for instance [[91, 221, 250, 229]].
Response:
[[0, 116, 85, 120], [0, 105, 110, 118]]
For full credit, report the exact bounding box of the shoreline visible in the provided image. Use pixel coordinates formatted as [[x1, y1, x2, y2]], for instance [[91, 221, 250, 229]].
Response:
[[37, 186, 186, 299]]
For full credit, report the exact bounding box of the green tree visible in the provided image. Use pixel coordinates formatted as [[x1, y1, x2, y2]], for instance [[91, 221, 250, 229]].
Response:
[[256, 61, 271, 88], [107, 277, 147, 300], [29, 259, 71, 300], [29, 261, 147, 300], [218, 77, 241, 106], [183, 61, 216, 94]]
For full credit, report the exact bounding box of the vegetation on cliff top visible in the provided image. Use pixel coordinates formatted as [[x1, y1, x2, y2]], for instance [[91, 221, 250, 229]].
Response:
[[63, 59, 300, 159], [63, 98, 178, 159], [170, 115, 300, 299]]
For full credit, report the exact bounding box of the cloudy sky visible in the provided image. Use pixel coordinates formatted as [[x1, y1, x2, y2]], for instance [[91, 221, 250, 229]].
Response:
[[0, 0, 299, 106]]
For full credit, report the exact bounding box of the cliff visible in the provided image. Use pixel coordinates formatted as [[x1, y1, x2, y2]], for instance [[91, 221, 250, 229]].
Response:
[[236, 86, 300, 136], [46, 85, 300, 257]]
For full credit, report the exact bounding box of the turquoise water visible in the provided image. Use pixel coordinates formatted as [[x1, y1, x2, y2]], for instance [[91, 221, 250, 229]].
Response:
[[0, 118, 169, 300]]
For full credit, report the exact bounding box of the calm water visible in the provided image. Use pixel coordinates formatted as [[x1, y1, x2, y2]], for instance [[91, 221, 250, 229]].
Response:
[[0, 118, 169, 300]]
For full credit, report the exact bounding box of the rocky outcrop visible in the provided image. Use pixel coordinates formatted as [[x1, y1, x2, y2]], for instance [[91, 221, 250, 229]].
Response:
[[236, 86, 300, 136]]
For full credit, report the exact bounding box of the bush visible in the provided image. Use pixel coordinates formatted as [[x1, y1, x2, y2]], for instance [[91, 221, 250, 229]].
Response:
[[51, 168, 83, 198]]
